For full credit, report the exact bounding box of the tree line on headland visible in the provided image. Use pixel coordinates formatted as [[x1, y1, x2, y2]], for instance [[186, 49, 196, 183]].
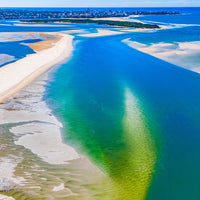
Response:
[[21, 19, 160, 29]]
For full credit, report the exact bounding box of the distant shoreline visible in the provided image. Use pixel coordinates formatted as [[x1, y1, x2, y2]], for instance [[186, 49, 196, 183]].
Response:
[[20, 18, 160, 29]]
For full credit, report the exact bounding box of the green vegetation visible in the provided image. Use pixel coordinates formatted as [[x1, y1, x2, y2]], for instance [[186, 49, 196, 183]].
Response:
[[20, 19, 160, 29]]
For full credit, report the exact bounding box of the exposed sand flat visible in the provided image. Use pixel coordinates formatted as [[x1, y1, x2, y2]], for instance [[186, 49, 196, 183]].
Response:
[[53, 183, 65, 192], [178, 41, 200, 50], [91, 16, 159, 25], [0, 54, 15, 65], [123, 39, 200, 72], [78, 29, 123, 37], [11, 122, 80, 165], [123, 39, 200, 58], [0, 24, 13, 26], [28, 35, 61, 52], [0, 32, 40, 42], [14, 23, 70, 27], [7, 20, 20, 23], [0, 72, 104, 199], [51, 17, 129, 22], [0, 33, 73, 103], [0, 194, 15, 200], [122, 28, 158, 32], [121, 25, 171, 33], [78, 26, 160, 37], [61, 30, 85, 34], [0, 32, 57, 41]]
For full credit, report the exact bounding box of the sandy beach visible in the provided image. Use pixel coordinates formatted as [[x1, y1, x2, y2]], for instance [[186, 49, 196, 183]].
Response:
[[28, 35, 61, 52], [123, 39, 200, 73], [91, 17, 131, 22], [0, 32, 73, 103]]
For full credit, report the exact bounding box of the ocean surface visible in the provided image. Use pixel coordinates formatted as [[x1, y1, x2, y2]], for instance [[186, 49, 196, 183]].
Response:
[[0, 7, 200, 200]]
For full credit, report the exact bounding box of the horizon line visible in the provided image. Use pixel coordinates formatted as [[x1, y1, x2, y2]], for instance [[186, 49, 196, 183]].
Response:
[[0, 6, 200, 8]]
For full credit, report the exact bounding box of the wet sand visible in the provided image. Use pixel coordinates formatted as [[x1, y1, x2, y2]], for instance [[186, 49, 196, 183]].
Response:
[[0, 72, 105, 199], [123, 39, 200, 73]]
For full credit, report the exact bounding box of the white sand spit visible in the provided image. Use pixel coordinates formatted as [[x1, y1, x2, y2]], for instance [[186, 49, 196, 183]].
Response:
[[0, 33, 73, 103]]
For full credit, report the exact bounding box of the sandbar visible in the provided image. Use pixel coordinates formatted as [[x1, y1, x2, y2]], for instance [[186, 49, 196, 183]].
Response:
[[0, 32, 73, 103], [78, 29, 123, 37]]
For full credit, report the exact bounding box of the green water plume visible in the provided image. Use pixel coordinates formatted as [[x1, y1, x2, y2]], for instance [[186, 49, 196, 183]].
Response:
[[105, 88, 157, 200]]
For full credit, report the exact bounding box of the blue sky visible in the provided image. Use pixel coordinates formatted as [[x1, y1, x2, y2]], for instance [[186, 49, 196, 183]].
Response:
[[0, 0, 199, 7]]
